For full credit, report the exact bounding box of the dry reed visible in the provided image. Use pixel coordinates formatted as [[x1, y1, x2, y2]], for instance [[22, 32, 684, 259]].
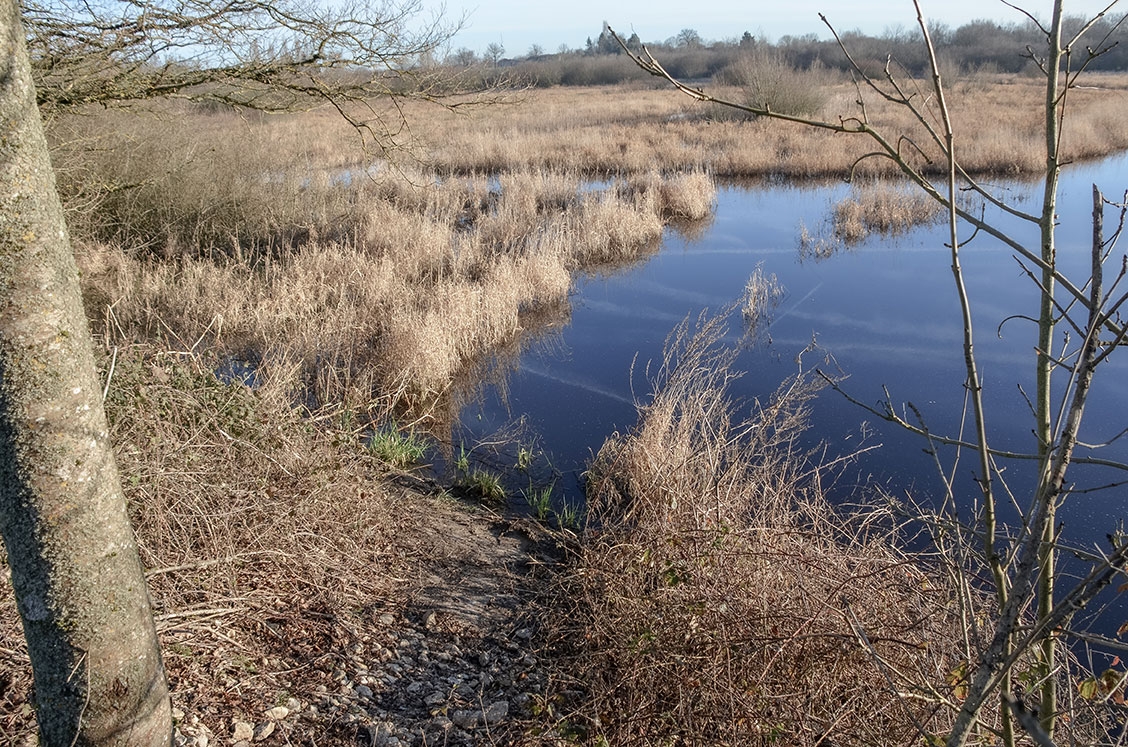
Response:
[[742, 263, 785, 337], [70, 110, 717, 415], [546, 315, 980, 745], [833, 179, 943, 244]]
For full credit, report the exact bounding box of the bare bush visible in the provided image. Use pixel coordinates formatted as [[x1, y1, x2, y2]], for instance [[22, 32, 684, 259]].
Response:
[[716, 48, 835, 117]]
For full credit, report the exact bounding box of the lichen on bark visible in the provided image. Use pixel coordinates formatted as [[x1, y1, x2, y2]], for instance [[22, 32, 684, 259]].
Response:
[[0, 0, 171, 743]]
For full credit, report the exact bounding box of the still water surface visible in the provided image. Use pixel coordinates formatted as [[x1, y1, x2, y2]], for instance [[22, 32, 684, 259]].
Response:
[[449, 154, 1128, 552]]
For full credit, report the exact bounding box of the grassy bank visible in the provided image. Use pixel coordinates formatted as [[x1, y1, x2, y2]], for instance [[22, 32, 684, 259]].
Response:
[[62, 101, 715, 416], [3, 74, 1128, 742]]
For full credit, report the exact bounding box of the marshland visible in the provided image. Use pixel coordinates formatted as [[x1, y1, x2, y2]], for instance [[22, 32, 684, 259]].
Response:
[[5, 10, 1128, 745]]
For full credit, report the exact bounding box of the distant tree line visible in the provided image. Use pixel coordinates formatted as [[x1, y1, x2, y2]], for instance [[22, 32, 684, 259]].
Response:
[[441, 15, 1128, 88]]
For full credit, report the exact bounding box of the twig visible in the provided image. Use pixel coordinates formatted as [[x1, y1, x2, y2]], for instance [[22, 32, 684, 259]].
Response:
[[145, 550, 292, 578], [101, 345, 118, 403]]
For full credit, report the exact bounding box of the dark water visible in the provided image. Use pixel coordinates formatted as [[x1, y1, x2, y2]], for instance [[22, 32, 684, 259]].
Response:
[[449, 155, 1128, 557]]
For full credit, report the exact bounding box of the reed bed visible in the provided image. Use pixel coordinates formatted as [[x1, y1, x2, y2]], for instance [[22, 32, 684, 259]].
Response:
[[403, 75, 1128, 179], [545, 316, 979, 745], [832, 178, 943, 244], [68, 102, 714, 414]]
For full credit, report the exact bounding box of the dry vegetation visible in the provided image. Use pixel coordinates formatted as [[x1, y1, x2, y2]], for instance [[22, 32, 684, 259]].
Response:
[[53, 75, 1128, 422], [51, 74, 1128, 419], [548, 317, 973, 745], [0, 345, 414, 740], [833, 178, 944, 244], [407, 74, 1128, 178], [543, 316, 1113, 746], [4, 73, 1128, 742], [742, 263, 785, 337], [61, 104, 715, 416]]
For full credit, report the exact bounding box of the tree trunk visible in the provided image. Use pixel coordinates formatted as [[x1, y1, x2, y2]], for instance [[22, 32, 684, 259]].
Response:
[[0, 0, 172, 743], [1035, 3, 1064, 737]]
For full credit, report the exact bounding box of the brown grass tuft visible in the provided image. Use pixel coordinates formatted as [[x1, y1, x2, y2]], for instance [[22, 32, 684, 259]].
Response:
[[546, 315, 976, 745], [833, 179, 942, 244]]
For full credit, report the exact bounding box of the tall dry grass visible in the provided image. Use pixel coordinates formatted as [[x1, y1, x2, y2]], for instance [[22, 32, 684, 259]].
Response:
[[833, 178, 943, 244], [546, 315, 985, 745], [64, 106, 715, 413], [401, 76, 1128, 179], [742, 262, 785, 337]]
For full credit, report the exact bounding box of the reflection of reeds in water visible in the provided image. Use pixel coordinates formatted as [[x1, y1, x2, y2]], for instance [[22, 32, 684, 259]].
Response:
[[423, 298, 571, 452], [798, 219, 844, 262]]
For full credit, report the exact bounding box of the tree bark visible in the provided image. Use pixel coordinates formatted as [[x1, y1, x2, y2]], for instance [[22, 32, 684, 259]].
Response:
[[1035, 4, 1064, 736], [0, 0, 171, 743]]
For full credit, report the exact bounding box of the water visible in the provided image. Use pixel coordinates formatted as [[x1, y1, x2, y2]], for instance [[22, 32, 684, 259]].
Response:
[[449, 155, 1128, 555]]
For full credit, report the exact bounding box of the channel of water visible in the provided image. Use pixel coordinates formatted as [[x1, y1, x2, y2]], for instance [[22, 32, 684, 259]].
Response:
[[445, 155, 1128, 558]]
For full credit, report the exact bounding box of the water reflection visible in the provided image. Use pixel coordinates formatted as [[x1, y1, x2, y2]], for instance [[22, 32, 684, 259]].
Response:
[[447, 154, 1128, 552]]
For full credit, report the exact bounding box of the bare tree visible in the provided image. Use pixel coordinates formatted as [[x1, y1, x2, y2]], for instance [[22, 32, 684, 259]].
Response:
[[20, 0, 473, 150], [448, 46, 477, 66], [612, 0, 1128, 743], [1, 0, 171, 743], [1, 0, 471, 741], [675, 27, 702, 48], [485, 40, 505, 66]]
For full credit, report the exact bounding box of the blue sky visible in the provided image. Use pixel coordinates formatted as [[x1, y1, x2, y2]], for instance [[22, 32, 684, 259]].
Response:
[[423, 0, 1122, 57]]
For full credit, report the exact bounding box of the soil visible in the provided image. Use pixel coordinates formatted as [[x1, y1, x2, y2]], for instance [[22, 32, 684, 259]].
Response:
[[0, 474, 573, 747], [179, 478, 570, 747]]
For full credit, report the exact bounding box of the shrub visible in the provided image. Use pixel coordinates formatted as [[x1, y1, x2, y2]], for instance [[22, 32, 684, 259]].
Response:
[[548, 315, 978, 745], [716, 48, 834, 117]]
